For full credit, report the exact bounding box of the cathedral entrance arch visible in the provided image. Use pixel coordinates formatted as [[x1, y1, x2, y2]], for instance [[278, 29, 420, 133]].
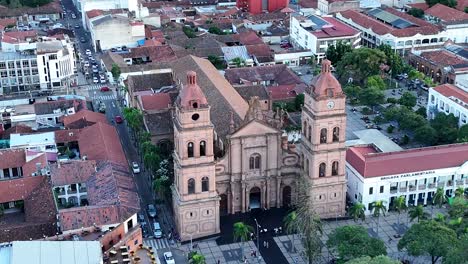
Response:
[[282, 186, 292, 207], [249, 187, 261, 210], [220, 194, 228, 216]]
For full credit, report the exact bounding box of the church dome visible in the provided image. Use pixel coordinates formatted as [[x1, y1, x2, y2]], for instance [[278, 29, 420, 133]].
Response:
[[310, 59, 343, 98], [178, 71, 208, 109]]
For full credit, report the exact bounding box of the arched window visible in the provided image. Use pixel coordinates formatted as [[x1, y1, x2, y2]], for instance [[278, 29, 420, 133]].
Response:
[[200, 141, 206, 156], [202, 177, 209, 192], [188, 178, 195, 194], [249, 154, 261, 169], [319, 163, 326, 177], [187, 142, 194, 158], [332, 161, 339, 176], [320, 128, 327, 144], [308, 126, 311, 141], [332, 127, 339, 142]]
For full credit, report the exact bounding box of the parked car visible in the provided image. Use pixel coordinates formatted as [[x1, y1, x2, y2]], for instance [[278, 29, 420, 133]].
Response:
[[111, 48, 117, 52], [74, 24, 80, 29], [121, 45, 127, 51], [93, 77, 99, 83], [100, 77, 106, 84], [147, 204, 157, 218], [85, 49, 91, 55], [84, 61, 89, 67], [153, 222, 163, 238], [100, 86, 110, 92], [80, 38, 86, 43], [92, 68, 98, 73], [163, 252, 175, 264], [132, 162, 140, 174], [114, 115, 123, 124], [71, 13, 76, 19]]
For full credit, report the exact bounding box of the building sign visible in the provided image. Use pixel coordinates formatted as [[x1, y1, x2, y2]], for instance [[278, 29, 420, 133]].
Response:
[[380, 170, 436, 181]]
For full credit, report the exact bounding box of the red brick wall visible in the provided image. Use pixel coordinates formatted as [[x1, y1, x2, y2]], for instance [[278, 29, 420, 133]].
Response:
[[100, 224, 143, 253]]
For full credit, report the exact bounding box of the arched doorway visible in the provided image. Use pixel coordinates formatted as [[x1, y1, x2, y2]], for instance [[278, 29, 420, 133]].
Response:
[[220, 194, 228, 216], [282, 186, 292, 207], [249, 187, 261, 210]]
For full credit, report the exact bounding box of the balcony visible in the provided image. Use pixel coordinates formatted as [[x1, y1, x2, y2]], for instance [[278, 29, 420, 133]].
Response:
[[390, 188, 398, 194], [428, 183, 436, 189], [447, 181, 454, 187], [456, 180, 464, 186], [437, 182, 445, 188], [418, 185, 426, 190], [409, 186, 416, 192], [399, 187, 408, 192]]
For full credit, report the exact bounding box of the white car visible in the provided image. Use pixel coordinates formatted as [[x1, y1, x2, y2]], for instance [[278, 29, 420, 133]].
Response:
[[163, 252, 175, 264], [84, 61, 89, 67], [100, 78, 106, 84], [132, 162, 140, 174], [85, 49, 91, 56], [93, 77, 99, 83]]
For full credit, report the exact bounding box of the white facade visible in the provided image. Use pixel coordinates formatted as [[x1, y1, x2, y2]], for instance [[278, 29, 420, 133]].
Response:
[[36, 40, 77, 89], [0, 52, 41, 94], [10, 131, 57, 152], [89, 15, 144, 52], [79, 0, 138, 26], [347, 161, 468, 215], [290, 15, 361, 61], [427, 85, 468, 127]]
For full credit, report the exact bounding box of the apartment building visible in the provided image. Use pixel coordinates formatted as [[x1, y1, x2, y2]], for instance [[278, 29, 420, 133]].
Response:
[[427, 83, 468, 127]]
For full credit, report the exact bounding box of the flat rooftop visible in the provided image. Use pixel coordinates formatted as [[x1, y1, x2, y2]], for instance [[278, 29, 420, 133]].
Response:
[[0, 52, 36, 60], [10, 131, 55, 148], [347, 129, 403, 153]]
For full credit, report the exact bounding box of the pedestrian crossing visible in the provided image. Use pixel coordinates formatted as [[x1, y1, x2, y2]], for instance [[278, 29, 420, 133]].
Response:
[[85, 84, 117, 101], [143, 238, 171, 250], [91, 93, 116, 101]]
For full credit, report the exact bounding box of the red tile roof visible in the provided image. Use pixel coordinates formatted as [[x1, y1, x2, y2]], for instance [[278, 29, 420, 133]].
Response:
[[1, 30, 37, 44], [267, 84, 297, 100], [86, 9, 103, 19], [78, 123, 127, 164], [347, 143, 468, 178], [238, 30, 264, 45], [407, 3, 429, 11], [140, 93, 171, 111], [0, 149, 26, 169], [312, 17, 359, 39], [339, 9, 440, 37], [122, 45, 177, 62], [63, 109, 108, 129], [425, 3, 468, 22], [456, 0, 468, 12], [1, 125, 33, 139], [419, 49, 467, 66], [433, 83, 468, 104], [50, 160, 97, 186], [54, 129, 81, 143]]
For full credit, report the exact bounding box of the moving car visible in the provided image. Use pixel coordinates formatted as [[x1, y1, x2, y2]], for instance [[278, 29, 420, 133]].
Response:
[[74, 24, 80, 29], [100, 86, 110, 92], [163, 252, 175, 264], [153, 222, 163, 238], [132, 162, 140, 174], [147, 204, 157, 218], [71, 13, 76, 19], [100, 77, 106, 84], [85, 49, 91, 55], [84, 61, 89, 67], [93, 77, 99, 83], [80, 38, 86, 43], [114, 115, 123, 124]]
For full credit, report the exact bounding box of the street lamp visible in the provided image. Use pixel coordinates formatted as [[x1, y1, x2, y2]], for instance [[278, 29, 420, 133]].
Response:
[[253, 218, 260, 251]]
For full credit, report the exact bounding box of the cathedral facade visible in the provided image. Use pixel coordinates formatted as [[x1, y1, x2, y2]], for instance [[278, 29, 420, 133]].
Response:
[[172, 59, 347, 241]]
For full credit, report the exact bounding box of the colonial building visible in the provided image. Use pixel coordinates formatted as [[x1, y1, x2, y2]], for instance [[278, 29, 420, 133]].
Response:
[[172, 57, 347, 241]]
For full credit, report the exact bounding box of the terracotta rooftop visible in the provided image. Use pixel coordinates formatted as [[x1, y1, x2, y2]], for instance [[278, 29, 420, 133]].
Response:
[[59, 162, 139, 231], [268, 84, 306, 101], [233, 85, 270, 101], [34, 99, 88, 115], [1, 125, 33, 139], [140, 93, 172, 111], [347, 143, 468, 178], [63, 109, 108, 129], [312, 17, 359, 39], [121, 45, 178, 62], [78, 123, 127, 164], [1, 30, 37, 44], [54, 129, 81, 143], [432, 83, 468, 105], [425, 3, 468, 22], [338, 8, 440, 37], [0, 149, 26, 170], [456, 0, 468, 12], [419, 49, 467, 66], [311, 59, 343, 97], [50, 160, 97, 186], [0, 0, 62, 18], [407, 3, 429, 11]]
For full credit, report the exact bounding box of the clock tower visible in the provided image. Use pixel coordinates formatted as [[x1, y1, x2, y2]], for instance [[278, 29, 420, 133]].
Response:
[[300, 59, 347, 218]]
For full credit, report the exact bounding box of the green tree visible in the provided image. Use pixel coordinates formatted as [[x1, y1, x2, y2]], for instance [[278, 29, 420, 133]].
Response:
[[349, 202, 366, 222], [431, 112, 459, 144], [20, 0, 52, 7], [433, 187, 448, 208], [232, 222, 254, 261], [392, 196, 407, 231], [408, 205, 429, 223], [407, 8, 425, 18], [188, 252, 206, 264], [345, 255, 400, 264], [414, 125, 437, 145], [444, 233, 468, 264], [336, 48, 387, 84], [343, 84, 361, 102], [458, 124, 468, 142], [294, 94, 304, 110], [111, 63, 121, 81], [283, 211, 299, 252], [8, 0, 22, 8], [183, 26, 197, 38], [377, 44, 405, 76], [325, 41, 352, 66], [207, 55, 224, 70], [327, 225, 387, 261], [366, 75, 386, 90], [399, 92, 417, 108], [454, 187, 465, 198], [358, 86, 385, 111], [398, 220, 457, 264], [371, 200, 387, 235], [208, 26, 225, 35], [415, 107, 427, 118], [408, 68, 424, 80], [231, 57, 245, 68], [448, 196, 467, 219], [122, 107, 144, 136], [425, 0, 457, 8], [465, 6, 468, 13]]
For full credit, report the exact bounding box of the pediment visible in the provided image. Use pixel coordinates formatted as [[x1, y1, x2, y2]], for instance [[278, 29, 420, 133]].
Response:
[[230, 119, 280, 138]]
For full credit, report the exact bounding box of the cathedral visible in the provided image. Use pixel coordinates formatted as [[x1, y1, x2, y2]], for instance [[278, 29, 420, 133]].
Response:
[[171, 59, 347, 241]]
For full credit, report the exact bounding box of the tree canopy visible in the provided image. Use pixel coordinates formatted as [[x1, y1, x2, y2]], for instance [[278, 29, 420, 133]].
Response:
[[336, 48, 387, 84], [325, 41, 352, 66], [425, 0, 457, 8], [345, 255, 400, 264], [111, 63, 121, 81], [407, 8, 425, 18], [399, 92, 417, 109], [327, 225, 387, 261], [398, 221, 457, 264]]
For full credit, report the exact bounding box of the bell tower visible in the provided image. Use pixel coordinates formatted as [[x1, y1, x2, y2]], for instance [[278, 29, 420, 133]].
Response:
[[172, 71, 220, 241], [300, 59, 347, 218]]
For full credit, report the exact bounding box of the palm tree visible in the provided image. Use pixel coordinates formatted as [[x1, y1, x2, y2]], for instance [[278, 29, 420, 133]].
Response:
[[433, 212, 446, 223], [349, 202, 366, 223], [408, 205, 429, 223], [392, 196, 407, 231], [433, 187, 448, 208], [371, 200, 387, 235], [454, 187, 465, 198], [283, 211, 299, 252], [233, 221, 253, 261]]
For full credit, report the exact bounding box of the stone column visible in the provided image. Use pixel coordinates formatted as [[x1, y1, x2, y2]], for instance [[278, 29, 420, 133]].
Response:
[[276, 178, 282, 208], [241, 182, 246, 213]]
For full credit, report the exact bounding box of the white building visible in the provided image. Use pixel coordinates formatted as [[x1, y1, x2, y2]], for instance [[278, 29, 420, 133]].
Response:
[[424, 3, 468, 44], [89, 14, 145, 52], [346, 143, 468, 214], [290, 14, 361, 62], [10, 132, 57, 153], [336, 7, 448, 54], [0, 52, 41, 94], [36, 40, 77, 89], [78, 0, 140, 26], [427, 83, 468, 127]]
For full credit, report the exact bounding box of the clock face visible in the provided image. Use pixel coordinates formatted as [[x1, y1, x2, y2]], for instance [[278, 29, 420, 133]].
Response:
[[327, 101, 335, 109]]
